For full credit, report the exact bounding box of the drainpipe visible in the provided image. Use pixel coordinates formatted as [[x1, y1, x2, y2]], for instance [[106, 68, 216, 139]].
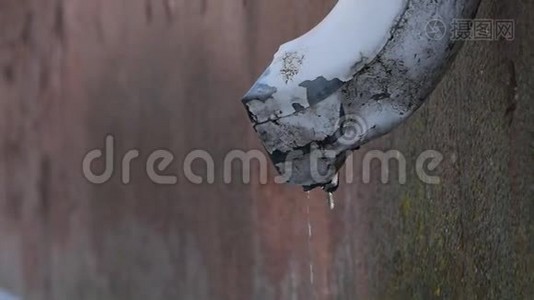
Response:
[[242, 0, 481, 192]]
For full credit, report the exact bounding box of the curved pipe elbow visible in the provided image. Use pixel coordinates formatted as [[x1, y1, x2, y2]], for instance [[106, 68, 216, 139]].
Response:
[[242, 0, 482, 190]]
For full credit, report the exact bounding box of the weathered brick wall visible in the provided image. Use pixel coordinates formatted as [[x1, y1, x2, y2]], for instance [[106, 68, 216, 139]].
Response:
[[0, 0, 532, 299]]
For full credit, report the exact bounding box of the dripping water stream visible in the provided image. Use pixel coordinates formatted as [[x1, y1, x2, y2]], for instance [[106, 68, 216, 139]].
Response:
[[305, 191, 315, 297], [305, 191, 335, 298]]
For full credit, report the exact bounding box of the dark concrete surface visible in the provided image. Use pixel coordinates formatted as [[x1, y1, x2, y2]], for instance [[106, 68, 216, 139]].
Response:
[[0, 0, 532, 299]]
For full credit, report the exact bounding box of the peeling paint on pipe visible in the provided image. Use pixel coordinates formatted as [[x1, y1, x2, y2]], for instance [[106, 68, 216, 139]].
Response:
[[242, 0, 481, 191]]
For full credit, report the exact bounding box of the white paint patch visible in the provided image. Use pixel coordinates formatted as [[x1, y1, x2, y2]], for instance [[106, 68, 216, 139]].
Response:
[[255, 0, 406, 115], [276, 0, 406, 82]]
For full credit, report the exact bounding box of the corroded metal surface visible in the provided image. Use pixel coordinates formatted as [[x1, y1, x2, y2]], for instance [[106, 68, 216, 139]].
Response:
[[243, 0, 482, 190]]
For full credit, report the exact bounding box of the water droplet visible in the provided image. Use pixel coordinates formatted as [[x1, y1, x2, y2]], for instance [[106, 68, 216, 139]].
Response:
[[304, 192, 315, 290], [328, 192, 335, 210]]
